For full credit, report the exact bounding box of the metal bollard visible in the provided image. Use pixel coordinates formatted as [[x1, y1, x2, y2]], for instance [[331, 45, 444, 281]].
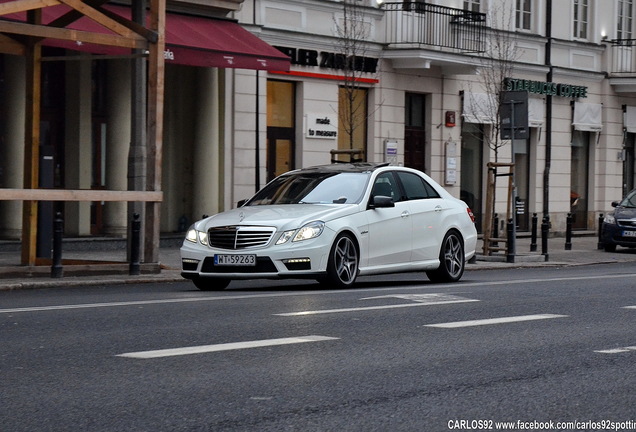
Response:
[[493, 213, 499, 247], [597, 213, 604, 250], [130, 213, 141, 276], [51, 212, 64, 278], [506, 218, 515, 263], [530, 213, 538, 252], [541, 215, 550, 261], [565, 212, 573, 250]]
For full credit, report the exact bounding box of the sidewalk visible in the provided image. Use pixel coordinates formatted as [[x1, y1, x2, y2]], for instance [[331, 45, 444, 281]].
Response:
[[1, 233, 635, 291]]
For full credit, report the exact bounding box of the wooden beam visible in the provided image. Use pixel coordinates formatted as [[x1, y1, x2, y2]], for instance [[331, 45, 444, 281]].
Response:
[[0, 33, 26, 55], [144, 0, 165, 264], [57, 0, 140, 39], [0, 20, 148, 49], [0, 189, 163, 201], [21, 10, 42, 266], [0, 0, 60, 16]]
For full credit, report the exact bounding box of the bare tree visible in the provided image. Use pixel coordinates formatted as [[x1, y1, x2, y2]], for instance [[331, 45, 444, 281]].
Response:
[[465, 5, 520, 162], [333, 0, 376, 159]]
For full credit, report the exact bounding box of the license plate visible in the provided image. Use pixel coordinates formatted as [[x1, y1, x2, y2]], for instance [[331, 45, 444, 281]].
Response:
[[622, 230, 636, 237], [214, 254, 257, 266]]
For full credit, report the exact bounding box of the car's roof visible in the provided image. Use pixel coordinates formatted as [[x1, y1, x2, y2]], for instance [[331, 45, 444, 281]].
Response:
[[285, 162, 391, 175]]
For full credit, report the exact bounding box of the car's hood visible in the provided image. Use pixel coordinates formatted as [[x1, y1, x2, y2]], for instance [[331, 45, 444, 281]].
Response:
[[614, 206, 636, 220], [196, 204, 360, 231]]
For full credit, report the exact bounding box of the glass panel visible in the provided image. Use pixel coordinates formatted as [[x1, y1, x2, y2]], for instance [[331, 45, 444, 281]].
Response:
[[513, 139, 530, 231], [570, 131, 589, 229], [275, 139, 292, 177], [338, 87, 368, 160], [267, 81, 294, 128], [461, 123, 483, 232]]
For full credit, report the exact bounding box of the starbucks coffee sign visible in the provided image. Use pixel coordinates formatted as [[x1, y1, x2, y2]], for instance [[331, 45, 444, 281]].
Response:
[[504, 78, 587, 99]]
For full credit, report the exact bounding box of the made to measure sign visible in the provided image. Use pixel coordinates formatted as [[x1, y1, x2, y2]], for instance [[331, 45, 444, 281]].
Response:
[[306, 114, 338, 139]]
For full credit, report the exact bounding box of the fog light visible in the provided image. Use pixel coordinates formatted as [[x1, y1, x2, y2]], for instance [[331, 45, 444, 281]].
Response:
[[182, 258, 200, 271], [282, 258, 311, 271]]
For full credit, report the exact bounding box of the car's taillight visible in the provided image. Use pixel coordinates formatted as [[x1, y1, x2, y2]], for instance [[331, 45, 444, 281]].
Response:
[[466, 207, 475, 223]]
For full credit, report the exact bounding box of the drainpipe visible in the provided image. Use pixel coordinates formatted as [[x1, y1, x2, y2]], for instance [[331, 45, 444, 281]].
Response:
[[542, 0, 552, 218]]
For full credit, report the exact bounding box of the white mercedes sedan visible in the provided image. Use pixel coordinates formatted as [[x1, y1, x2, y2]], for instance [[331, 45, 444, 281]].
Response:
[[180, 163, 477, 290]]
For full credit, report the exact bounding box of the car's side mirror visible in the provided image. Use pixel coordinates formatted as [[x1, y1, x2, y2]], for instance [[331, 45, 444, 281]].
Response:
[[368, 195, 395, 209], [611, 201, 620, 208]]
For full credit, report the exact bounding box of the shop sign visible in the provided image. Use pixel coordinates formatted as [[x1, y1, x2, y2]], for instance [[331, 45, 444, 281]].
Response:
[[504, 78, 587, 99], [306, 114, 338, 139], [275, 46, 379, 74]]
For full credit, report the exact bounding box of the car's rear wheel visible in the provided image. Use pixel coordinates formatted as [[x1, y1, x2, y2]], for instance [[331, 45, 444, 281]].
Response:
[[192, 277, 231, 291], [604, 243, 617, 252], [426, 230, 465, 283], [324, 233, 359, 289]]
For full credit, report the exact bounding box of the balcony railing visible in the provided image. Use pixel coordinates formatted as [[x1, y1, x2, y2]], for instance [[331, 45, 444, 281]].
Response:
[[381, 2, 487, 53], [610, 39, 636, 75]]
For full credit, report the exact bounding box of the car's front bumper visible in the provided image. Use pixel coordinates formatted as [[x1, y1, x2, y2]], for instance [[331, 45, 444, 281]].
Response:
[[180, 234, 333, 280], [601, 223, 636, 248]]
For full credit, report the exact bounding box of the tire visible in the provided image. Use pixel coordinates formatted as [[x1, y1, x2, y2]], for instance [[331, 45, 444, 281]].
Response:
[[192, 277, 231, 291], [324, 233, 359, 289], [603, 243, 617, 252], [426, 230, 465, 283]]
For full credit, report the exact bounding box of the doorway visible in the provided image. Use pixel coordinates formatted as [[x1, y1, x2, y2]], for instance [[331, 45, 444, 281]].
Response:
[[267, 80, 295, 182], [404, 93, 426, 172], [570, 130, 590, 229], [461, 123, 483, 232]]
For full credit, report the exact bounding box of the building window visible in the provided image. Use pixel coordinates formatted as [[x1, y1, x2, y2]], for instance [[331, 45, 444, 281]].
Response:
[[573, 0, 589, 39], [463, 0, 480, 12], [618, 0, 633, 40], [338, 86, 368, 162], [516, 0, 532, 31]]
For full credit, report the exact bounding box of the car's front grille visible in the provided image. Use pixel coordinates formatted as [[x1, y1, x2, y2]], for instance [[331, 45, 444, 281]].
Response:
[[617, 219, 636, 228], [208, 226, 275, 250]]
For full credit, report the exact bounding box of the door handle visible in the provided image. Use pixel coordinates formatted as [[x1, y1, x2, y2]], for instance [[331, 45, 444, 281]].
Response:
[[401, 211, 410, 218], [435, 205, 443, 212]]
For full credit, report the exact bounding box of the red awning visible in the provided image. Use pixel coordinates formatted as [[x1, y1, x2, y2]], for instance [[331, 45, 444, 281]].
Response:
[[1, 4, 290, 71]]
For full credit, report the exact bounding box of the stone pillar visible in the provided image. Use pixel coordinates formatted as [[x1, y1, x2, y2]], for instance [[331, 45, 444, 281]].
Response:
[[0, 56, 26, 239], [64, 56, 92, 236], [193, 68, 220, 219], [103, 59, 131, 237]]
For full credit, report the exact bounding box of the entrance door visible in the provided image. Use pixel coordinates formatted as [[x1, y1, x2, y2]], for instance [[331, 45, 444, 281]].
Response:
[[624, 133, 635, 196], [266, 127, 294, 181], [404, 93, 426, 172], [267, 80, 295, 182], [460, 123, 483, 232], [571, 131, 590, 229]]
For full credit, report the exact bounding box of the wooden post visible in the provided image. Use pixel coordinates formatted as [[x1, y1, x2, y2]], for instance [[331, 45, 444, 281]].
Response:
[[21, 10, 42, 266], [144, 0, 166, 264]]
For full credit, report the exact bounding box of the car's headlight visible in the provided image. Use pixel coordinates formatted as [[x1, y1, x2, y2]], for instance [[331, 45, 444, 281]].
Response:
[[185, 226, 208, 245], [186, 226, 198, 243], [198, 230, 208, 245], [276, 230, 295, 245], [604, 214, 616, 225], [293, 221, 325, 242]]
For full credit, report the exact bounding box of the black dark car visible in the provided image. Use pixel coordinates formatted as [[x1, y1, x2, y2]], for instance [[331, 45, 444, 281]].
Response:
[[600, 189, 636, 252]]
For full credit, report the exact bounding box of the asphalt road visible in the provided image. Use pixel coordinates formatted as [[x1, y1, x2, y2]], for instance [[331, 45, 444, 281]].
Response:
[[2, 265, 636, 432]]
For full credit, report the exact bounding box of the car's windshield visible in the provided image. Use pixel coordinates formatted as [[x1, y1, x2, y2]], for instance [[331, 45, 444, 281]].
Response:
[[246, 172, 370, 205], [620, 189, 636, 208]]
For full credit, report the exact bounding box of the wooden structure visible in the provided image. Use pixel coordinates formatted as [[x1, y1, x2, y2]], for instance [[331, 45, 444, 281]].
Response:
[[482, 162, 515, 256], [0, 0, 165, 265]]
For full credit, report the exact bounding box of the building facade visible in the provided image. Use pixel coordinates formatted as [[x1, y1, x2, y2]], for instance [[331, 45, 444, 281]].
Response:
[[1, 0, 636, 260]]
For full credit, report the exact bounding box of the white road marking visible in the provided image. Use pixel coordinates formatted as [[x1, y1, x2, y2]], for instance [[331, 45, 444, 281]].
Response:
[[275, 295, 479, 316], [425, 314, 568, 328], [117, 335, 339, 359], [4, 273, 636, 315], [623, 306, 636, 310], [594, 346, 636, 354]]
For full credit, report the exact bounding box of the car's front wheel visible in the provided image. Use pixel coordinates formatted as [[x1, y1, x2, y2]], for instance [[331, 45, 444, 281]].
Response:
[[323, 233, 359, 289], [603, 243, 617, 252], [426, 230, 465, 283], [192, 277, 231, 291]]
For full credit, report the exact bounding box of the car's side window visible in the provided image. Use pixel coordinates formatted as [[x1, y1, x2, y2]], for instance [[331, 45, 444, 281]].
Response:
[[371, 173, 399, 202], [396, 172, 441, 200]]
